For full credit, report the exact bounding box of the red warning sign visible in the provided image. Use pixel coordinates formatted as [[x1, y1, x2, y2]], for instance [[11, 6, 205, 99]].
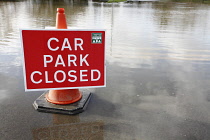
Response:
[[21, 29, 105, 91]]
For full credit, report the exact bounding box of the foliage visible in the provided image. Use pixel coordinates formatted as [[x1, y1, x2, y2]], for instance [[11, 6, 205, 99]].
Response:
[[107, 0, 127, 3]]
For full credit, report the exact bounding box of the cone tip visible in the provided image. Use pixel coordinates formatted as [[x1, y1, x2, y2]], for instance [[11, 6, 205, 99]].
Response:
[[57, 8, 64, 13]]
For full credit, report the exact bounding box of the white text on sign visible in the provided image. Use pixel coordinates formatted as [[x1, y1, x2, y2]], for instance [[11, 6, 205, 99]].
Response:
[[30, 37, 101, 84]]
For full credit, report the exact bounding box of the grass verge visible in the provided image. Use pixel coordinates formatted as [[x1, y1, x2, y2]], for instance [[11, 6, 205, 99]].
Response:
[[107, 0, 127, 3]]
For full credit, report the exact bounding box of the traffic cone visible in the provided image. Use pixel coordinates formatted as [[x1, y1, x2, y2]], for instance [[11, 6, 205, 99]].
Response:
[[56, 8, 67, 29], [33, 8, 91, 115], [45, 8, 82, 105]]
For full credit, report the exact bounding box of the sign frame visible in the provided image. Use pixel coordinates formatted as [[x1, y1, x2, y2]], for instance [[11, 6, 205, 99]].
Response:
[[20, 29, 106, 91]]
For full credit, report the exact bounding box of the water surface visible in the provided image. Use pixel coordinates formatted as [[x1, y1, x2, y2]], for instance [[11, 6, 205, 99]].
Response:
[[0, 0, 210, 139]]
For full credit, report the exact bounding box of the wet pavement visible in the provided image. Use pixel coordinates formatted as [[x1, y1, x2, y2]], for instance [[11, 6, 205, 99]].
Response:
[[1, 0, 210, 140]]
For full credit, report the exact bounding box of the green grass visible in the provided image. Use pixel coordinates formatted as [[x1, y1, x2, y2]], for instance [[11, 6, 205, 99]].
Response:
[[107, 0, 127, 3]]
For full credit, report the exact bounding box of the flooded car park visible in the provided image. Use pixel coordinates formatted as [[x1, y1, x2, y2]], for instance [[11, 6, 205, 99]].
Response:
[[0, 0, 210, 139]]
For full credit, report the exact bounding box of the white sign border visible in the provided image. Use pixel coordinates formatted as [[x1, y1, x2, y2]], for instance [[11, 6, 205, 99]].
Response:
[[20, 29, 106, 92]]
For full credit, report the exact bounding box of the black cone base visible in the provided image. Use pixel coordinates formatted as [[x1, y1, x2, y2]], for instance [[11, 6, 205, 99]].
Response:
[[33, 89, 92, 115]]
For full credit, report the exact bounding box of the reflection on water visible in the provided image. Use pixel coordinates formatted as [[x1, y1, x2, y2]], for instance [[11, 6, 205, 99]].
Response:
[[32, 114, 104, 140], [33, 120, 104, 140], [1, 0, 210, 140], [110, 2, 210, 69]]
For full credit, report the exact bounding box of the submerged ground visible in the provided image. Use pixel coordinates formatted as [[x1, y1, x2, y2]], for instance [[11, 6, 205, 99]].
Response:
[[0, 0, 210, 139]]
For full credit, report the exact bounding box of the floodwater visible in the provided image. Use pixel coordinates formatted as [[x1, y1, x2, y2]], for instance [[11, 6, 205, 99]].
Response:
[[1, 0, 210, 139]]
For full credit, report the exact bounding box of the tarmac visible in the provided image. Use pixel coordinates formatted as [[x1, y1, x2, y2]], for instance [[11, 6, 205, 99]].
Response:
[[1, 55, 210, 140]]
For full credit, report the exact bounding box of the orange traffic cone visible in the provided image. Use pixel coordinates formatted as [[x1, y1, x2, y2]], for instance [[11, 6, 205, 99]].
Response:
[[45, 8, 82, 105], [56, 8, 67, 29], [33, 8, 91, 115]]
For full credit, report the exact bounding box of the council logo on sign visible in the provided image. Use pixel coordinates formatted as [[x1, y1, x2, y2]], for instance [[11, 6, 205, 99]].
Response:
[[92, 33, 102, 44]]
